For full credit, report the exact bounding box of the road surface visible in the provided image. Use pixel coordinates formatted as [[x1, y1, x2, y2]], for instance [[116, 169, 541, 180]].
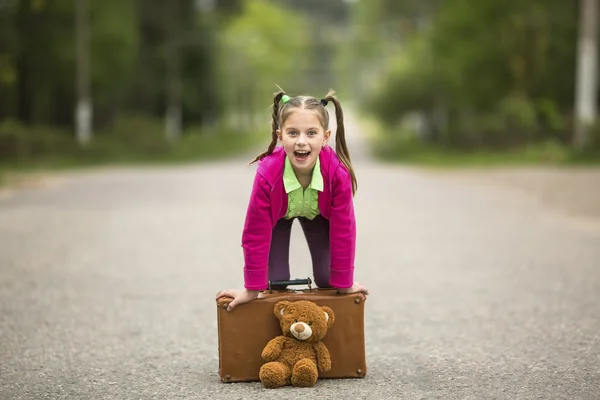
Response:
[[1, 113, 599, 399]]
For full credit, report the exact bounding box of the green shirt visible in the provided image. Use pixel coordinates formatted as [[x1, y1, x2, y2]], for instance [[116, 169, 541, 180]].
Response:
[[283, 155, 323, 220]]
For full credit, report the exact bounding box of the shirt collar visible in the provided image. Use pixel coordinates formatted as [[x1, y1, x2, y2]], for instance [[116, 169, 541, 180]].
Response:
[[283, 155, 324, 193]]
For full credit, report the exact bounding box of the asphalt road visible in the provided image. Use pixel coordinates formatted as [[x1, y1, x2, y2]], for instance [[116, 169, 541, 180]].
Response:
[[1, 114, 599, 399]]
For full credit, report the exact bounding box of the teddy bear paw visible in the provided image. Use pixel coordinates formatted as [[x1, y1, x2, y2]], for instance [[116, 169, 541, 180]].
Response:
[[291, 358, 319, 387], [259, 362, 291, 389]]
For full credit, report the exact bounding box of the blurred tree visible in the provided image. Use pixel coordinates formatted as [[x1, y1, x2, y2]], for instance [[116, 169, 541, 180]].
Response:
[[351, 0, 581, 148], [219, 0, 311, 129], [89, 0, 137, 129], [0, 0, 226, 133], [75, 0, 92, 146], [280, 0, 353, 94], [281, 0, 350, 24], [12, 0, 76, 126], [213, 0, 243, 17], [128, 0, 219, 132], [574, 0, 599, 150], [0, 0, 19, 121], [333, 0, 423, 97]]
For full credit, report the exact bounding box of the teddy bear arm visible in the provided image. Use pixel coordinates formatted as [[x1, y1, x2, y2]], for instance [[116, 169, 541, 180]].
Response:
[[313, 341, 332, 372], [261, 336, 286, 361]]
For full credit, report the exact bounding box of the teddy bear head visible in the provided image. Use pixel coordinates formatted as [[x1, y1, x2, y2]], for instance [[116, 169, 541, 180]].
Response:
[[273, 300, 335, 342]]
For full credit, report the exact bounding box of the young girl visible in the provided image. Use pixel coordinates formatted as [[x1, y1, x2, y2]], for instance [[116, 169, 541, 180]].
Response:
[[216, 89, 368, 311]]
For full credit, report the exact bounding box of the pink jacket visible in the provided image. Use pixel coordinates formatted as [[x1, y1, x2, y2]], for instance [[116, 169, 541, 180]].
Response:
[[241, 145, 356, 290]]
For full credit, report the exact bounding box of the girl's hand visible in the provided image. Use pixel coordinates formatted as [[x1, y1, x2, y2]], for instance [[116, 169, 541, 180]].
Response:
[[216, 288, 260, 311], [336, 282, 369, 300]]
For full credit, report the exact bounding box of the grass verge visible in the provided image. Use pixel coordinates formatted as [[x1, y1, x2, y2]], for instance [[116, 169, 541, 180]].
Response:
[[359, 115, 600, 168], [0, 116, 266, 187]]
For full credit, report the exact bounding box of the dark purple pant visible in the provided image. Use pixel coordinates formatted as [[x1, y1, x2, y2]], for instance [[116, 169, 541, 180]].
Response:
[[268, 214, 331, 289]]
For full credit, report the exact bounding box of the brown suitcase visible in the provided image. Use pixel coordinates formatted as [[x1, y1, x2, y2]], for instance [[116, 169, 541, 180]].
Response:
[[216, 278, 367, 383]]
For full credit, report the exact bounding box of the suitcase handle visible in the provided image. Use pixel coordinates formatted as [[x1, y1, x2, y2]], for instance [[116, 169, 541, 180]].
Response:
[[268, 277, 312, 293]]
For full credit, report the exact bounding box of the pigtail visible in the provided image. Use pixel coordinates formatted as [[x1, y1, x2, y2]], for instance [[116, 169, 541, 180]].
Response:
[[249, 90, 286, 164], [323, 90, 358, 195]]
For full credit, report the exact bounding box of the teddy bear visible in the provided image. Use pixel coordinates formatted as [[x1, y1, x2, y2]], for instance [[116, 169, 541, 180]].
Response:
[[259, 300, 335, 388]]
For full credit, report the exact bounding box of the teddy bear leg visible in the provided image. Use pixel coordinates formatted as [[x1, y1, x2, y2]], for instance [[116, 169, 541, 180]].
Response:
[[259, 361, 291, 389], [291, 358, 319, 387]]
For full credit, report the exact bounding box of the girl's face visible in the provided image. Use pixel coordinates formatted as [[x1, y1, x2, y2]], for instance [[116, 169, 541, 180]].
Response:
[[276, 108, 331, 176]]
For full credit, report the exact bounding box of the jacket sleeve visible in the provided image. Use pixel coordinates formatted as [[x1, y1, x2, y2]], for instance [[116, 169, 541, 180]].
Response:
[[328, 166, 356, 288], [241, 172, 273, 290]]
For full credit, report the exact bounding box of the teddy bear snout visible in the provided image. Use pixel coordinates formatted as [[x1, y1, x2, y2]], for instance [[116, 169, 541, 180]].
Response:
[[290, 322, 312, 340]]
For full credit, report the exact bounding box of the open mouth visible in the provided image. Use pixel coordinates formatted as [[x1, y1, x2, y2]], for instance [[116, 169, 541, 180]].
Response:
[[294, 150, 310, 161]]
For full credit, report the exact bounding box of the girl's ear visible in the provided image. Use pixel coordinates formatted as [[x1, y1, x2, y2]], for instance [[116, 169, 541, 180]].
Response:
[[324, 129, 331, 146], [276, 129, 282, 142]]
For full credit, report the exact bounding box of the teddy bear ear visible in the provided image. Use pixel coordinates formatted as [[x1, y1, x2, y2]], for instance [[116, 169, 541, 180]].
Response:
[[274, 301, 290, 318], [321, 306, 335, 328]]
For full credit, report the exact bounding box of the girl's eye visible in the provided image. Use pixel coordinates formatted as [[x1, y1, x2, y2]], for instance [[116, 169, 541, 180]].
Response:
[[308, 131, 317, 136], [288, 131, 297, 136]]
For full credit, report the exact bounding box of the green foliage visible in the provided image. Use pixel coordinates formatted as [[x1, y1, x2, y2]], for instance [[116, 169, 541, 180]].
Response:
[[0, 115, 264, 171], [1, 0, 357, 172], [90, 0, 138, 109], [280, 0, 350, 24], [371, 128, 593, 167], [220, 0, 310, 90], [349, 0, 587, 154], [0, 0, 223, 127], [364, 36, 438, 123], [216, 0, 312, 131], [0, 119, 79, 164]]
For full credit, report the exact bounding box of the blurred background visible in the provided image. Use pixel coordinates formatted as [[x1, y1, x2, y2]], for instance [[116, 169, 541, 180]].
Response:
[[1, 0, 600, 175]]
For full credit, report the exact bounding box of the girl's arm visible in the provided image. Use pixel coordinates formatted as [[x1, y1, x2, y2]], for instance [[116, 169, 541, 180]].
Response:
[[241, 172, 273, 291], [328, 166, 356, 289]]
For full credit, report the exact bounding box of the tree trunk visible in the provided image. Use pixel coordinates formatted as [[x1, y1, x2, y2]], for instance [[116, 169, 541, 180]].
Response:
[[75, 0, 93, 146], [574, 0, 598, 149]]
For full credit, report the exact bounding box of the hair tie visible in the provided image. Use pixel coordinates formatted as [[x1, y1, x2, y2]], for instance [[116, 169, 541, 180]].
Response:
[[281, 95, 290, 104], [320, 99, 328, 106]]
